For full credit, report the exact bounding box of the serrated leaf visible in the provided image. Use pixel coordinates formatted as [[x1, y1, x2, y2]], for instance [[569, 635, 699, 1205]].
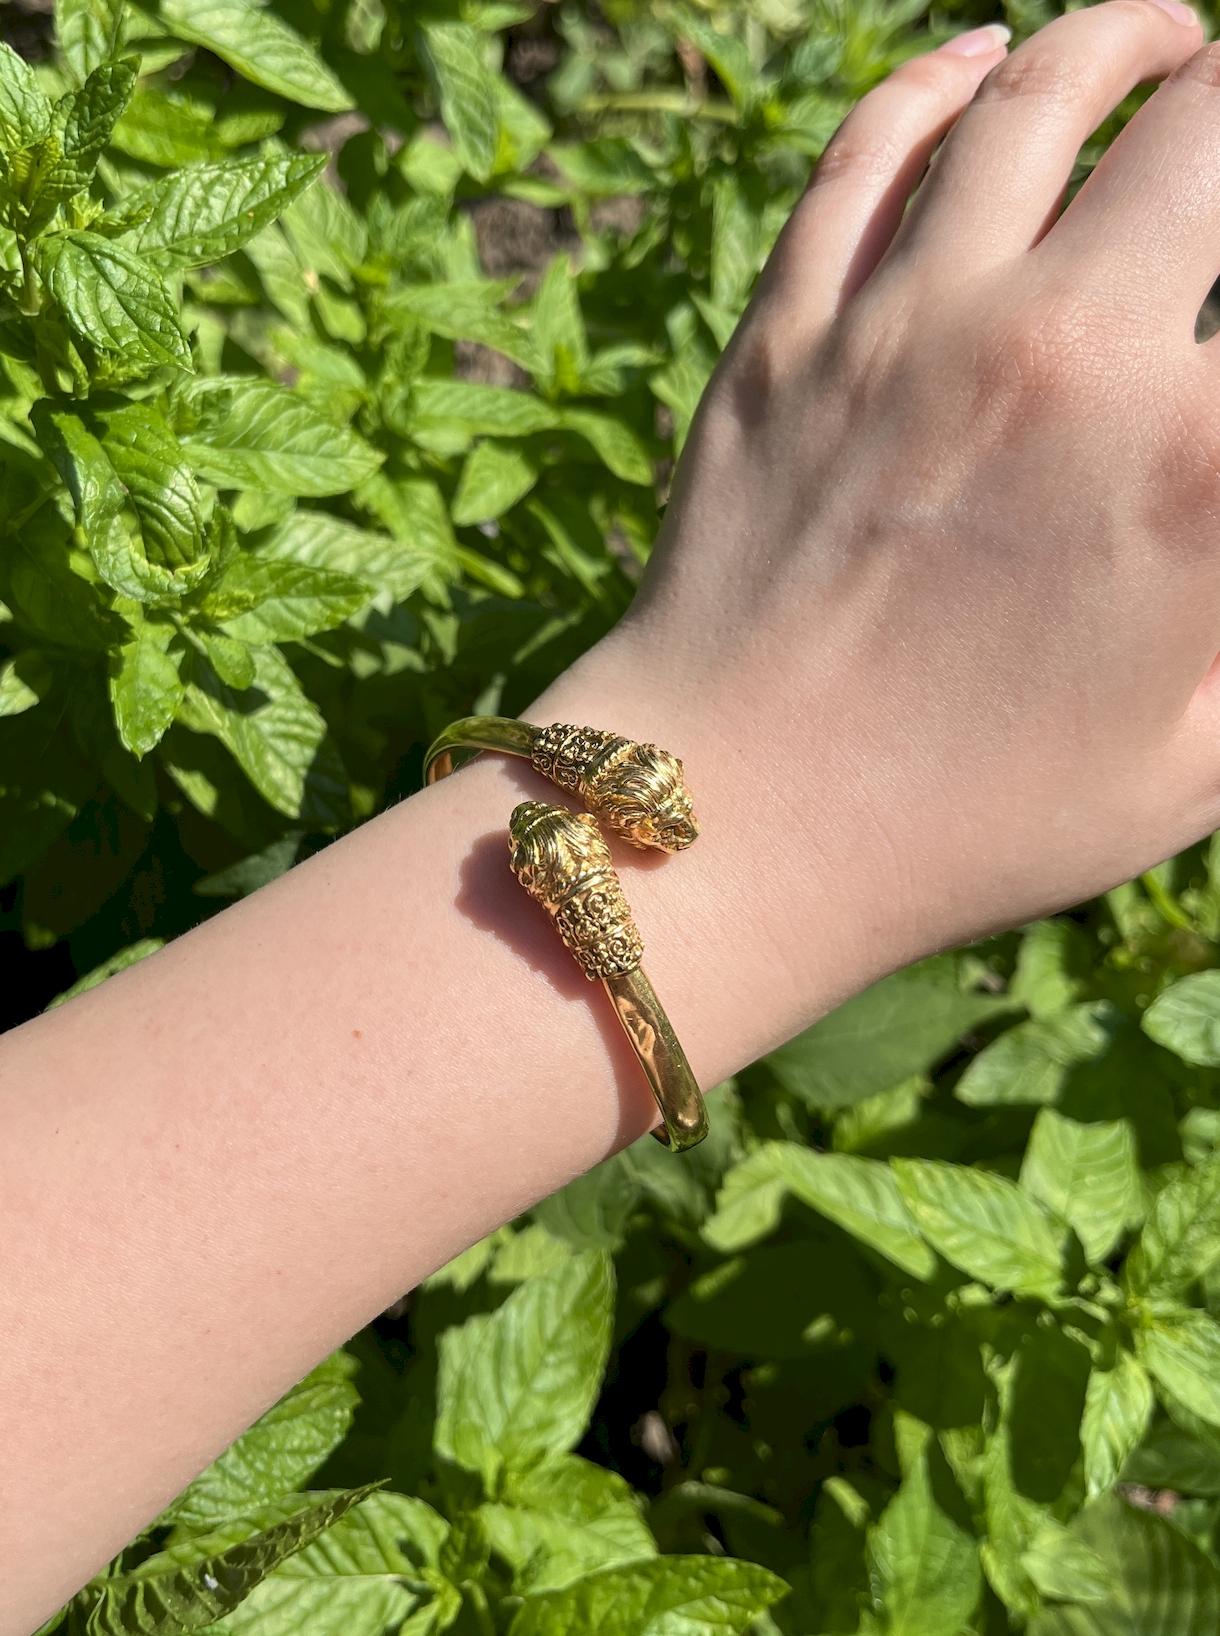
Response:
[[159, 0, 353, 113], [1139, 1310, 1220, 1430], [125, 153, 325, 270], [410, 378, 559, 438], [56, 0, 126, 83], [1020, 1109, 1141, 1263], [1028, 1495, 1220, 1635], [451, 440, 538, 525], [705, 1142, 935, 1279], [202, 555, 369, 642], [40, 232, 192, 369], [894, 1159, 1063, 1297], [767, 953, 1013, 1110], [83, 1486, 380, 1636], [417, 20, 500, 181], [176, 643, 342, 822], [435, 1250, 613, 1486], [1143, 970, 1220, 1065], [1081, 1348, 1154, 1498], [1125, 1157, 1220, 1298], [506, 1555, 787, 1636], [256, 510, 432, 603], [385, 281, 538, 373], [868, 1447, 980, 1636], [167, 1353, 359, 1536], [201, 1491, 455, 1636], [956, 1003, 1114, 1108], [560, 408, 652, 485], [177, 377, 381, 496], [109, 618, 181, 756], [480, 1455, 655, 1593], [24, 59, 137, 225], [0, 41, 52, 151], [34, 401, 208, 602]]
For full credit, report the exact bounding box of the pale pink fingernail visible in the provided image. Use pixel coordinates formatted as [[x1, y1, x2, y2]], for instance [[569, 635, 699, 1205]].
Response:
[[939, 21, 1012, 56], [1147, 0, 1197, 23]]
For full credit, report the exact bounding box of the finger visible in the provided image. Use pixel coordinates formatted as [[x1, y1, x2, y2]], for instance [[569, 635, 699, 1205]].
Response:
[[881, 0, 1202, 275], [1041, 43, 1220, 326], [754, 25, 1010, 328]]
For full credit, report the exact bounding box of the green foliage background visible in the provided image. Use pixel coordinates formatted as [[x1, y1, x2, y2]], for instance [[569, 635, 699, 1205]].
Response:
[[9, 0, 1220, 1631]]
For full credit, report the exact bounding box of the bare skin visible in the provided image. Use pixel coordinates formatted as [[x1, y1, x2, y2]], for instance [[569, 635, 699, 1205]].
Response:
[[5, 2, 1220, 1628]]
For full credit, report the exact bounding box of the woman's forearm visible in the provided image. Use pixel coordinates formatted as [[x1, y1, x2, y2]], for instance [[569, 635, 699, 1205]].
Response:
[[0, 631, 884, 1635]]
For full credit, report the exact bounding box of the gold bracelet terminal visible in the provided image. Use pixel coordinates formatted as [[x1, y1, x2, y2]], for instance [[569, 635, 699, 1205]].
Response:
[[508, 800, 708, 1151], [424, 715, 699, 854]]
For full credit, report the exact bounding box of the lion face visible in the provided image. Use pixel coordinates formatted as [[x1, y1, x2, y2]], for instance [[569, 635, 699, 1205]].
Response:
[[591, 744, 700, 853]]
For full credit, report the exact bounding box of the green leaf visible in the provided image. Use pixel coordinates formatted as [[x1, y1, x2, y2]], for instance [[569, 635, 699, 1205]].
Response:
[[766, 953, 1013, 1110], [956, 1002, 1113, 1107], [1028, 1495, 1220, 1635], [532, 255, 588, 395], [417, 21, 500, 182], [410, 378, 559, 438], [560, 408, 652, 485], [385, 281, 539, 373], [125, 153, 325, 270], [56, 0, 126, 83], [48, 936, 162, 1007], [177, 378, 381, 496], [1020, 1109, 1141, 1263], [40, 232, 192, 369], [0, 651, 54, 716], [506, 1556, 787, 1636], [1125, 1157, 1220, 1298], [480, 1454, 655, 1593], [23, 59, 137, 225], [0, 41, 52, 151], [706, 1143, 936, 1279], [109, 618, 182, 756], [435, 1250, 614, 1486], [256, 510, 432, 603], [1081, 1348, 1154, 1498], [202, 555, 369, 642], [868, 1446, 981, 1636], [451, 440, 538, 526], [1139, 1310, 1220, 1430], [1143, 970, 1220, 1065], [894, 1159, 1064, 1297], [176, 644, 342, 823], [167, 1353, 359, 1535], [34, 402, 208, 602], [159, 0, 353, 113], [202, 1491, 453, 1635], [83, 1486, 380, 1635]]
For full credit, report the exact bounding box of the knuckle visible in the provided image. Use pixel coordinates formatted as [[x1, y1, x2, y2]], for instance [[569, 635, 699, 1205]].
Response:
[[974, 45, 1092, 108], [1171, 41, 1220, 89], [812, 107, 907, 189], [971, 299, 1094, 423]]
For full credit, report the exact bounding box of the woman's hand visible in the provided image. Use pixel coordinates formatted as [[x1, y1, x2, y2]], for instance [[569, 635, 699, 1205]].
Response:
[[542, 0, 1220, 1050]]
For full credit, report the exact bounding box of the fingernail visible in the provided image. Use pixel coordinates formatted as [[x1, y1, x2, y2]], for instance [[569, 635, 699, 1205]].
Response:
[[939, 21, 1012, 56], [1147, 0, 1197, 23]]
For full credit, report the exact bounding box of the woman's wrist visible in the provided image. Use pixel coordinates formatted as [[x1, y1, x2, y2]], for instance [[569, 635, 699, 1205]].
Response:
[[501, 623, 904, 1093]]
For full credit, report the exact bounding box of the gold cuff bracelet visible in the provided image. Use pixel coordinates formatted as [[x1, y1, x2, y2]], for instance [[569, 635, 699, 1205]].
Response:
[[423, 715, 699, 853], [424, 717, 708, 1152]]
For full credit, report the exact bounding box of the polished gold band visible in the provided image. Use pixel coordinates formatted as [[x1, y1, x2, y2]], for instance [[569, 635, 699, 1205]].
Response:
[[425, 717, 708, 1152], [508, 800, 708, 1151]]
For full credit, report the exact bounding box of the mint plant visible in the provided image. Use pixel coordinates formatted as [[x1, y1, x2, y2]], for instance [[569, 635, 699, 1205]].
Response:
[[11, 1, 1220, 1632]]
